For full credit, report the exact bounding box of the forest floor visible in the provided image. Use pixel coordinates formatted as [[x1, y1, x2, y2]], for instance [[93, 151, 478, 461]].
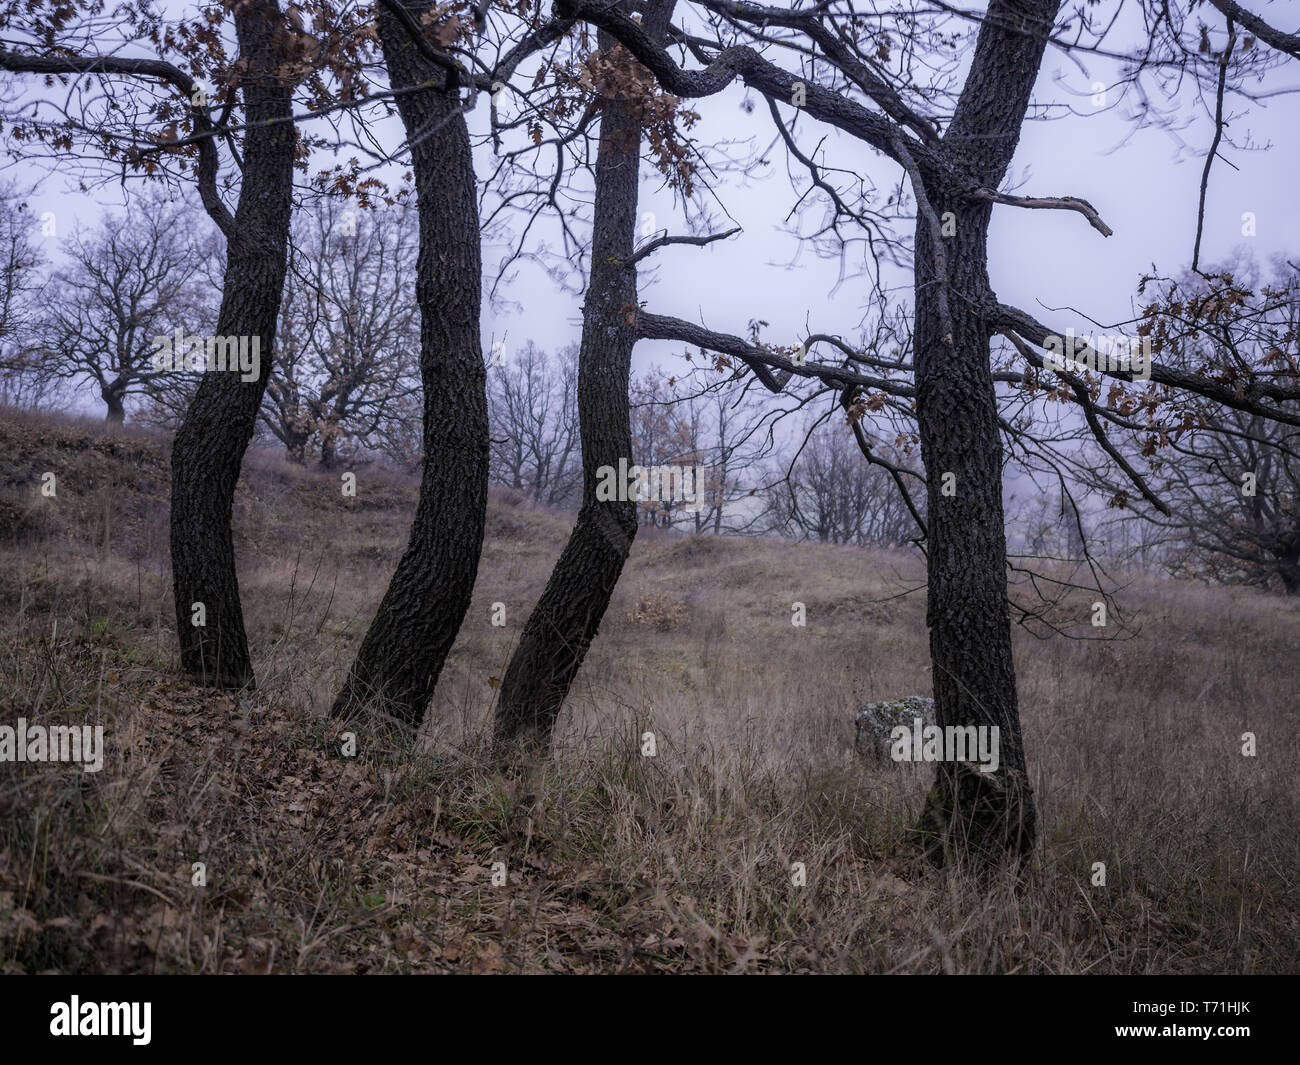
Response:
[[1, 408, 1297, 973]]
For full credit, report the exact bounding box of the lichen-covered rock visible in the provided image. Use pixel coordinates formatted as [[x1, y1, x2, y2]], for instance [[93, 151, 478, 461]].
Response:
[[854, 697, 934, 763]]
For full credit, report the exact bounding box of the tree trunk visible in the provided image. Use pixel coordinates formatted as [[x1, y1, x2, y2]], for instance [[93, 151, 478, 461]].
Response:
[[284, 433, 309, 464], [169, 0, 295, 689], [492, 0, 673, 756], [911, 200, 1036, 867], [103, 389, 125, 424], [909, 0, 1060, 866], [1278, 547, 1300, 595], [331, 0, 489, 729]]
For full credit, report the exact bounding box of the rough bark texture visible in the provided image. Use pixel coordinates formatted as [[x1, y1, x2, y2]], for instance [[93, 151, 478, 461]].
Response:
[[103, 388, 126, 424], [492, 0, 673, 756], [169, 0, 295, 688], [912, 197, 1037, 867], [1281, 560, 1300, 595], [331, 0, 489, 728], [910, 0, 1061, 867]]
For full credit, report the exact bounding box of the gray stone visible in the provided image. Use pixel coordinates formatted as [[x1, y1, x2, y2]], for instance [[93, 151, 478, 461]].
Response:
[[854, 697, 935, 763]]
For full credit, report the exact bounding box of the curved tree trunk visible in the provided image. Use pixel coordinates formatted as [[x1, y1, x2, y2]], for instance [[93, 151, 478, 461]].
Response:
[[491, 1, 673, 758], [330, 0, 489, 729], [169, 0, 296, 689]]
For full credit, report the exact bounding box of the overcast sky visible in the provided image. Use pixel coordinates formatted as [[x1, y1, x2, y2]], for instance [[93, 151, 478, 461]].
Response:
[[8, 2, 1298, 406], [616, 15, 1300, 378]]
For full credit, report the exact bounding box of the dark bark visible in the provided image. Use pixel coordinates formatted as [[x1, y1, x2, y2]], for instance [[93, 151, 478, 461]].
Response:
[[284, 433, 310, 464], [1277, 545, 1300, 595], [330, 0, 489, 728], [554, 0, 1300, 866], [911, 199, 1037, 867], [909, 0, 1061, 867], [492, 0, 673, 756], [103, 388, 125, 424], [169, 0, 296, 689]]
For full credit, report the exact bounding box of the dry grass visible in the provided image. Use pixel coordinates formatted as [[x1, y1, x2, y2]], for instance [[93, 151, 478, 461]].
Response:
[[0, 409, 1296, 973]]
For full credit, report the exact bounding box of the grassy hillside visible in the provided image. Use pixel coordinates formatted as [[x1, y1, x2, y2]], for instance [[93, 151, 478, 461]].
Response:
[[1, 409, 1297, 973]]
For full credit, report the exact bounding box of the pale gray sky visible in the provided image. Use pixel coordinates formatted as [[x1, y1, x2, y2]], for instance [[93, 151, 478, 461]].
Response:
[[10, 3, 1299, 403]]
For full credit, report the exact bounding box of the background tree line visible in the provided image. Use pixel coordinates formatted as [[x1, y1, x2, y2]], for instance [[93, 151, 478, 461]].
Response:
[[0, 177, 930, 547]]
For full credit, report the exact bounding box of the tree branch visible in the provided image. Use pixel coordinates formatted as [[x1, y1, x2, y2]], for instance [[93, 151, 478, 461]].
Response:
[[970, 188, 1113, 237], [623, 226, 740, 268], [552, 0, 916, 166], [0, 48, 235, 238], [1193, 15, 1235, 274], [1000, 328, 1170, 514], [1205, 0, 1300, 60], [892, 130, 953, 345], [995, 301, 1300, 425], [636, 310, 916, 397]]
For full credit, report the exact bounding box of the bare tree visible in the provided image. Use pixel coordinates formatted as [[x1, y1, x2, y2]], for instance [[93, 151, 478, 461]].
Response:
[[629, 366, 704, 529], [367, 389, 425, 473], [696, 380, 770, 535], [263, 200, 421, 467], [0, 0, 355, 687], [487, 340, 580, 506], [1165, 416, 1300, 592], [29, 189, 215, 423], [1128, 258, 1300, 592], [766, 415, 918, 548], [329, 0, 495, 728], [0, 182, 49, 409], [315, 0, 594, 730], [491, 0, 685, 754]]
